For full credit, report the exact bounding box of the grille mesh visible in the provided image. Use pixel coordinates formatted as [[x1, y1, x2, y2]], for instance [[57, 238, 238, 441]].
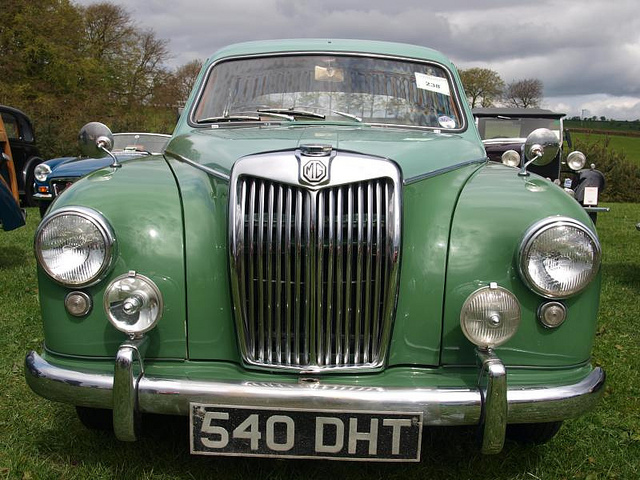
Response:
[[233, 176, 396, 370]]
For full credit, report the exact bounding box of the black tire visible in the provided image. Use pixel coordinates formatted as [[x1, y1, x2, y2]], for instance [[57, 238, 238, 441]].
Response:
[[39, 203, 49, 218], [23, 170, 36, 207], [75, 406, 113, 431], [506, 421, 563, 445]]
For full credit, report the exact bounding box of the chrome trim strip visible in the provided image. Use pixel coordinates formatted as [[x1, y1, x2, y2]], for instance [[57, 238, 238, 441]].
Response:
[[164, 150, 230, 182], [33, 193, 53, 200], [25, 351, 605, 428], [403, 157, 487, 185], [188, 51, 468, 133]]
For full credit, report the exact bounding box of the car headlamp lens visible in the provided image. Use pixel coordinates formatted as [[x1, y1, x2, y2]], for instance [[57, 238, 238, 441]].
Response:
[[35, 207, 116, 287], [501, 150, 521, 168], [519, 217, 601, 298], [34, 163, 52, 182], [104, 272, 163, 336], [460, 284, 521, 349], [566, 151, 586, 171]]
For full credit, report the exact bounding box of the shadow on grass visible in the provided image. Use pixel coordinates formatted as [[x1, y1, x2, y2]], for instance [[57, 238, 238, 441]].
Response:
[[0, 246, 27, 269], [31, 405, 546, 480], [603, 262, 640, 293]]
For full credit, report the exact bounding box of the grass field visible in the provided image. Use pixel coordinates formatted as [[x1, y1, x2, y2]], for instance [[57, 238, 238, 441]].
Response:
[[1, 206, 639, 479], [571, 131, 640, 167]]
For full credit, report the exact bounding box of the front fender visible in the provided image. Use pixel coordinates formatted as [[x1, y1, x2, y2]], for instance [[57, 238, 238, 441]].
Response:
[[38, 155, 187, 359], [443, 163, 601, 366]]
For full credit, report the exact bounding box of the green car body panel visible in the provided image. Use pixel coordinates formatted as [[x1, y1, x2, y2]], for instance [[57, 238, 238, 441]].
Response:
[[27, 39, 605, 458]]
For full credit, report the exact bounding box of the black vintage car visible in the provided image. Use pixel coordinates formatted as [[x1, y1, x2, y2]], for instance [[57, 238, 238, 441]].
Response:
[[473, 108, 607, 221], [0, 105, 43, 206]]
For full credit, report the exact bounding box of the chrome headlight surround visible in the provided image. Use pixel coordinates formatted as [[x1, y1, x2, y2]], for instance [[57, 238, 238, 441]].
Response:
[[518, 217, 601, 299], [34, 163, 52, 182], [35, 207, 117, 287]]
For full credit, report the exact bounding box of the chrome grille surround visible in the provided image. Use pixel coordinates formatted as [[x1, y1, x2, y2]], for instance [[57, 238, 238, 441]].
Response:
[[229, 149, 402, 372]]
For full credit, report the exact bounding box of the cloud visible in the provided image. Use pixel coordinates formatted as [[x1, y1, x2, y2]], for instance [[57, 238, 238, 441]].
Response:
[[72, 0, 640, 119]]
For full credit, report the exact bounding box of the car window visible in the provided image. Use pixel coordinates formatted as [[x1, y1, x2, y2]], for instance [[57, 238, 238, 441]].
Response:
[[1, 113, 20, 140], [193, 54, 462, 129], [477, 117, 561, 140], [112, 134, 170, 153]]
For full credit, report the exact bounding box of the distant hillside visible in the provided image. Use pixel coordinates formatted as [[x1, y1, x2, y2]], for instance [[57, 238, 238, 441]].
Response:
[[565, 119, 640, 134]]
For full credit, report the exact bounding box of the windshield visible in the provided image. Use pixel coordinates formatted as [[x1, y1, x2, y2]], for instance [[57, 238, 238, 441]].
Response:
[[477, 117, 561, 141], [113, 134, 170, 153], [193, 54, 462, 129]]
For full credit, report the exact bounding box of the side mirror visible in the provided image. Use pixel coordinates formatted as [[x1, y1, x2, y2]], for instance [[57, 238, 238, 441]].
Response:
[[78, 122, 120, 168], [519, 128, 560, 176]]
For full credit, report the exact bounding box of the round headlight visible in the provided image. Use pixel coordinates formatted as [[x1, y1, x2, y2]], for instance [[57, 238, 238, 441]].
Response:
[[460, 283, 521, 349], [34, 163, 52, 182], [501, 150, 521, 168], [566, 151, 586, 171], [519, 217, 601, 298], [104, 272, 163, 336], [35, 207, 116, 287]]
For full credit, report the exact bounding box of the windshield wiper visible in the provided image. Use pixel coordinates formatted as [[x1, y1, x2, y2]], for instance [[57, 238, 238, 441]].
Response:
[[197, 114, 261, 123], [331, 110, 362, 122], [258, 108, 325, 120]]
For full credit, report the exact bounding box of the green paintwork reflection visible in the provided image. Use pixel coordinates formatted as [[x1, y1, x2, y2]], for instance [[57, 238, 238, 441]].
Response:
[[443, 163, 601, 366], [389, 163, 483, 366]]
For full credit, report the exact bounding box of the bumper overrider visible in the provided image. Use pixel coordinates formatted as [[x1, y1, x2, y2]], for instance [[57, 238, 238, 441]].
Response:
[[25, 338, 605, 455]]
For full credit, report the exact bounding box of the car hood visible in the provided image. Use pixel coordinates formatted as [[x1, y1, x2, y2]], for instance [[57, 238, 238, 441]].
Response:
[[166, 125, 486, 182], [48, 153, 143, 179]]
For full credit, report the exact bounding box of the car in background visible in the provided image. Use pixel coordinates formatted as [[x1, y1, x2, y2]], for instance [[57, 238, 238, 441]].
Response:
[[0, 105, 43, 207], [0, 113, 26, 231], [33, 132, 170, 216], [473, 107, 608, 222], [26, 39, 605, 461]]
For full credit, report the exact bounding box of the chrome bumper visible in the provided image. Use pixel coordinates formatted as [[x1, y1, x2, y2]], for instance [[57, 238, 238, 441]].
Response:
[[25, 343, 605, 455]]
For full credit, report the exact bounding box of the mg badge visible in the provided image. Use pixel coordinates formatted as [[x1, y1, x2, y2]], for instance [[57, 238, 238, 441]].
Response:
[[301, 159, 328, 185]]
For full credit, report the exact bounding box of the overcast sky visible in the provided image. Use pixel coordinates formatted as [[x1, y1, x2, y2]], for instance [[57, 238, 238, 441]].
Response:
[[74, 0, 640, 120]]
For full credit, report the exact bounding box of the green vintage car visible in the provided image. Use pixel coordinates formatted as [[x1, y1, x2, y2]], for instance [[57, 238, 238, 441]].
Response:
[[25, 39, 605, 461]]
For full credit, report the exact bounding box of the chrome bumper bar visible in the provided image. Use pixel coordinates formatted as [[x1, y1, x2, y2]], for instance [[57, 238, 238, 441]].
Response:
[[25, 345, 605, 454]]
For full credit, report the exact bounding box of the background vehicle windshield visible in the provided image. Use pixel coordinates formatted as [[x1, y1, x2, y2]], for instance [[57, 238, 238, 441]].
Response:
[[477, 117, 561, 140], [194, 55, 462, 129], [113, 134, 169, 153]]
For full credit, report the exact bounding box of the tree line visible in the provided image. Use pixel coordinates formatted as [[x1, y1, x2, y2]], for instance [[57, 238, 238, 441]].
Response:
[[0, 0, 201, 159], [459, 67, 544, 109]]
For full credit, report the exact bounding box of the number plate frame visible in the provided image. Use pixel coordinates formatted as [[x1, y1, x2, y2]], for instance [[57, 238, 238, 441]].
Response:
[[190, 403, 423, 462]]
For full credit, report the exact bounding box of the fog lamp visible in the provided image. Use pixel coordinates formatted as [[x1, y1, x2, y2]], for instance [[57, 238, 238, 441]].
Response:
[[65, 291, 93, 317], [104, 272, 163, 336], [538, 301, 567, 328], [501, 150, 521, 167], [567, 151, 586, 171], [460, 283, 521, 349]]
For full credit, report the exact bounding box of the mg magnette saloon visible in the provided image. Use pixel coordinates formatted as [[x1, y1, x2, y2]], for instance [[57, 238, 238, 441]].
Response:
[[26, 39, 605, 462]]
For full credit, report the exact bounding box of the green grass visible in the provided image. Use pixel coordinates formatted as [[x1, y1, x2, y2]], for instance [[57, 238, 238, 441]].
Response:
[[571, 132, 640, 167], [1, 206, 639, 479]]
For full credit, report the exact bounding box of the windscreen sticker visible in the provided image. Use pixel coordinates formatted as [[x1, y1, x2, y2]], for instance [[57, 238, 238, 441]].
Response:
[[415, 73, 450, 96], [438, 115, 456, 129]]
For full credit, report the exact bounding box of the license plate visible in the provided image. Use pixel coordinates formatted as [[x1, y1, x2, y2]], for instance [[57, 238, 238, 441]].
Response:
[[190, 403, 423, 462]]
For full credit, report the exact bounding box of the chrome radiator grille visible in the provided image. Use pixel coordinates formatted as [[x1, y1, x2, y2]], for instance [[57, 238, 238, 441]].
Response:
[[229, 152, 401, 372]]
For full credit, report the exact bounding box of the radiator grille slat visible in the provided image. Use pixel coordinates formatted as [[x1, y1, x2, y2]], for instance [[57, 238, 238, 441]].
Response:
[[233, 174, 398, 371]]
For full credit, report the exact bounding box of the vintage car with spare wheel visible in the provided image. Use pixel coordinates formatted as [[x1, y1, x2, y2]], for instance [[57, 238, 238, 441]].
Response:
[[25, 39, 605, 461]]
